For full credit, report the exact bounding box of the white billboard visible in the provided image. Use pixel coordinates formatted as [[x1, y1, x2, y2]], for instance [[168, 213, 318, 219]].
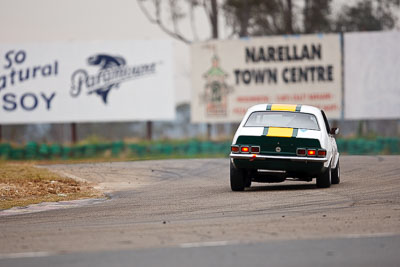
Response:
[[0, 40, 175, 124], [191, 34, 342, 123], [344, 31, 400, 119]]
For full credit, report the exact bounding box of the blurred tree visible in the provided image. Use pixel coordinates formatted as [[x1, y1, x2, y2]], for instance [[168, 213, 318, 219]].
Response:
[[137, 0, 219, 43], [303, 0, 332, 33], [138, 0, 400, 40], [223, 0, 297, 37], [334, 0, 399, 32]]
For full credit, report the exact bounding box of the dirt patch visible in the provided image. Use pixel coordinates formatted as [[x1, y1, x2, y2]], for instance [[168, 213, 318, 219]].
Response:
[[0, 162, 102, 210]]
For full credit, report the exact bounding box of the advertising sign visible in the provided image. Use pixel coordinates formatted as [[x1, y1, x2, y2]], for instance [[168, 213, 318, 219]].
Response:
[[0, 40, 174, 124], [344, 31, 400, 119], [191, 34, 342, 123]]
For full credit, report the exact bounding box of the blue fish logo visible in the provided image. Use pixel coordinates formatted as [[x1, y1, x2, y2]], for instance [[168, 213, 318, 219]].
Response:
[[87, 54, 126, 104], [70, 54, 157, 104]]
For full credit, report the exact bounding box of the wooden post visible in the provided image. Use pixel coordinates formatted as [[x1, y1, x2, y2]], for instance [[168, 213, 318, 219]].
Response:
[[146, 121, 153, 140], [71, 123, 77, 144], [340, 31, 345, 121], [207, 123, 212, 140]]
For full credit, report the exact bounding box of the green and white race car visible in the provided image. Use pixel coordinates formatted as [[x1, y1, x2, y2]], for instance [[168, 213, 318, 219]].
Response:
[[230, 104, 340, 191]]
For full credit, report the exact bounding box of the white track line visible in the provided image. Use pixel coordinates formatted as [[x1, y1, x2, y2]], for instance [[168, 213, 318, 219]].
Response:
[[0, 251, 54, 260], [179, 240, 240, 248], [0, 198, 106, 217], [178, 232, 400, 249], [340, 232, 400, 239]]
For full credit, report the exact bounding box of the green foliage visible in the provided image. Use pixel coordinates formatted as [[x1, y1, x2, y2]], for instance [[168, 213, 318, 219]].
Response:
[[78, 135, 109, 145], [0, 137, 399, 161], [336, 137, 400, 155]]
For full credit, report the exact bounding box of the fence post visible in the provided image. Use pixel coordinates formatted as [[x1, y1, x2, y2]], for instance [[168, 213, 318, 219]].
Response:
[[71, 123, 77, 144], [207, 123, 212, 139], [340, 31, 345, 122], [146, 121, 153, 140]]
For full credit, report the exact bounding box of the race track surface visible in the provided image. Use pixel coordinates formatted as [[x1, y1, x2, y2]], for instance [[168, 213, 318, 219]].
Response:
[[0, 156, 399, 266]]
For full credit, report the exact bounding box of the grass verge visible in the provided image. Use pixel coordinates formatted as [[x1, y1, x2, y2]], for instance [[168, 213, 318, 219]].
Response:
[[0, 162, 102, 210]]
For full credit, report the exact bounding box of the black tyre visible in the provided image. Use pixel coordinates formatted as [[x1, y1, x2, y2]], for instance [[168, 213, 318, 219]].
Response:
[[331, 159, 340, 185], [316, 164, 331, 188], [230, 161, 245, 191], [245, 177, 252, 188]]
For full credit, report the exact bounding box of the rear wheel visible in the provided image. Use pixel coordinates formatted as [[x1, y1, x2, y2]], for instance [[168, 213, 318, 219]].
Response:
[[245, 177, 252, 188], [331, 159, 340, 184], [316, 164, 331, 188], [230, 161, 246, 191]]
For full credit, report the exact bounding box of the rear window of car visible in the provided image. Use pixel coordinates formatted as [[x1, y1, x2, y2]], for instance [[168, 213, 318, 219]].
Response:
[[244, 111, 320, 130]]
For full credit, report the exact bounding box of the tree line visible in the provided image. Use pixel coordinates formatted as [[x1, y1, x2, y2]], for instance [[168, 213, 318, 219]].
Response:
[[137, 0, 400, 42]]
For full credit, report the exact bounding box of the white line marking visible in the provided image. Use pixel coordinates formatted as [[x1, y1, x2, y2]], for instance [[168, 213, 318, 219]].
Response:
[[0, 251, 54, 260], [0, 198, 107, 217], [340, 232, 400, 239], [179, 240, 240, 248], [178, 233, 400, 249]]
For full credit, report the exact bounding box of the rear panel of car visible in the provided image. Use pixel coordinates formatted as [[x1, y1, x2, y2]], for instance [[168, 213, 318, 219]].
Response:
[[235, 135, 321, 156], [232, 157, 325, 175]]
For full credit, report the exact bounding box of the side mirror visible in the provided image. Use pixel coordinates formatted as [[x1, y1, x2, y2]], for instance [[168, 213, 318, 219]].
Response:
[[330, 128, 339, 135]]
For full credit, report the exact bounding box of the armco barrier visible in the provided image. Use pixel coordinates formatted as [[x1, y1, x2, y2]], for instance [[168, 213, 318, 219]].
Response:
[[0, 138, 399, 160]]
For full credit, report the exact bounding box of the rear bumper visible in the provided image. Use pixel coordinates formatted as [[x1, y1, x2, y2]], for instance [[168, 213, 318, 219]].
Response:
[[229, 153, 328, 162], [230, 153, 328, 176]]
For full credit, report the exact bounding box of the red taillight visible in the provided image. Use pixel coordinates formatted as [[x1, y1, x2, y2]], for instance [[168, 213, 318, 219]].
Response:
[[251, 146, 260, 153], [307, 149, 316, 156], [317, 149, 327, 157], [297, 148, 306, 156], [241, 146, 250, 153], [231, 146, 239, 153]]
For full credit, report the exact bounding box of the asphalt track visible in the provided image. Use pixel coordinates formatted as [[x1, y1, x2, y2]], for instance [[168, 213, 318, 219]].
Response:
[[0, 156, 399, 266]]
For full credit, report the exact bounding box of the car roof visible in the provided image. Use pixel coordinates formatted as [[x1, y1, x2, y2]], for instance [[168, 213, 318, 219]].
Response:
[[246, 104, 322, 115]]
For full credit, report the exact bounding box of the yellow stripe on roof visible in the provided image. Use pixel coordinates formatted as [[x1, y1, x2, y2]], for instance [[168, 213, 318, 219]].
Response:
[[266, 127, 294, 138], [270, 104, 297, 112]]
